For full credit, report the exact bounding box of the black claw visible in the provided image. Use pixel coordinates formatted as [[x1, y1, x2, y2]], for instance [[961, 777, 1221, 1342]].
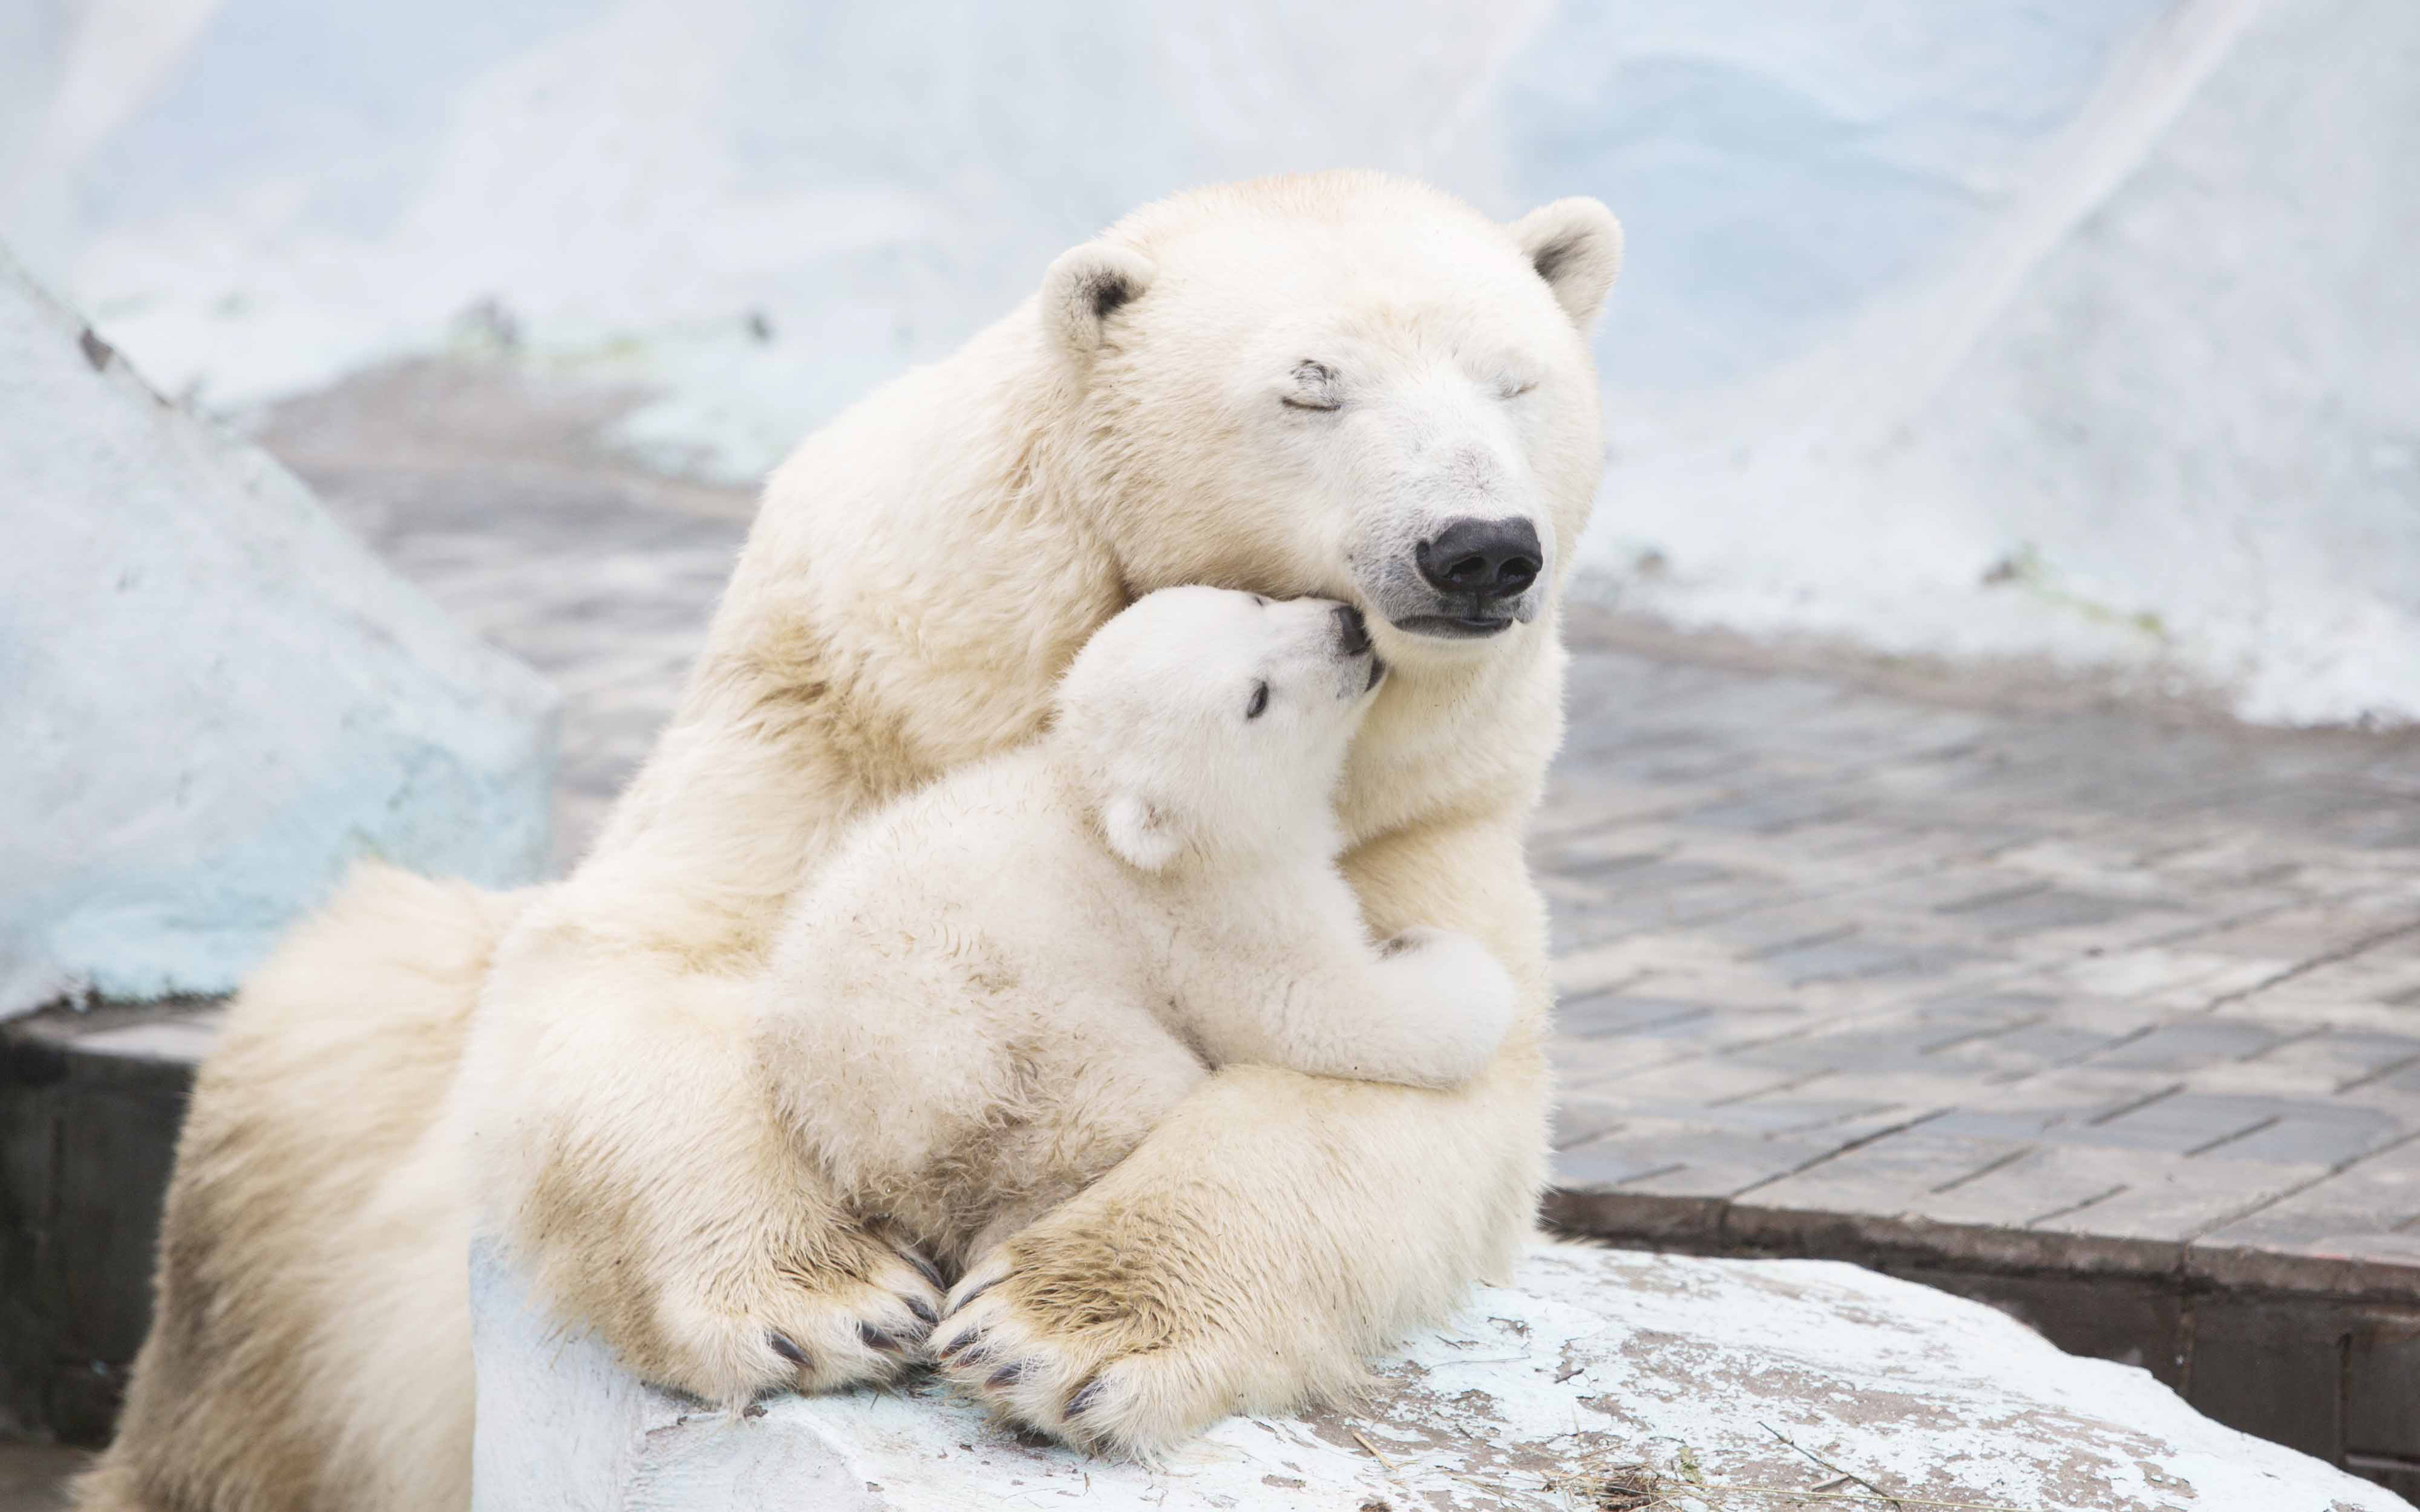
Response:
[[858, 1320, 907, 1353], [936, 1327, 986, 1363], [899, 1249, 946, 1290], [904, 1295, 938, 1327], [766, 1331, 810, 1370], [945, 1274, 1001, 1319], [986, 1360, 1026, 1390], [1063, 1373, 1107, 1421]]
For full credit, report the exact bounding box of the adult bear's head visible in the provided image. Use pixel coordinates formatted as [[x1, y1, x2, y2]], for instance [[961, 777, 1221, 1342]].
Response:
[[1038, 173, 1620, 668]]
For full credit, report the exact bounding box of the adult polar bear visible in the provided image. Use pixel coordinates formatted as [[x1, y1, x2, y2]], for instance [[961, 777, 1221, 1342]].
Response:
[[80, 172, 1621, 1511]]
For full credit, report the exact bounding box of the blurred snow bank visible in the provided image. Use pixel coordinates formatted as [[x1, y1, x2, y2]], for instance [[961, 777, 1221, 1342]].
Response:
[[3, 0, 2412, 725], [0, 251, 555, 1014]]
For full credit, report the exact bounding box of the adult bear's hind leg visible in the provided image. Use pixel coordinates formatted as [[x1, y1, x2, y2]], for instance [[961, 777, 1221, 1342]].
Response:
[[77, 863, 523, 1512], [459, 918, 946, 1404]]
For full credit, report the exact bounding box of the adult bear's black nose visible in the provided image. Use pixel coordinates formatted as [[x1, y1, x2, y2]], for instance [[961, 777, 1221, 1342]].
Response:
[[1334, 602, 1371, 656], [1415, 517, 1542, 600]]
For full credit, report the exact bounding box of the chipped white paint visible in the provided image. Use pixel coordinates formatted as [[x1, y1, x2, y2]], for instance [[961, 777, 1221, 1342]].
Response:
[[470, 1240, 2411, 1511]]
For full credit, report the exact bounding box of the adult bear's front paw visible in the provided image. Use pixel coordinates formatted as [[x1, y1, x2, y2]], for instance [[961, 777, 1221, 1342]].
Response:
[[925, 1249, 1197, 1458], [923, 1208, 1302, 1459], [537, 1180, 943, 1403], [574, 1213, 947, 1405]]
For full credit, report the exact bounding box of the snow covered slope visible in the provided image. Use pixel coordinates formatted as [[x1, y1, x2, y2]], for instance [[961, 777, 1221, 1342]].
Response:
[[1592, 0, 2420, 727], [4, 0, 2408, 723], [0, 253, 556, 1016]]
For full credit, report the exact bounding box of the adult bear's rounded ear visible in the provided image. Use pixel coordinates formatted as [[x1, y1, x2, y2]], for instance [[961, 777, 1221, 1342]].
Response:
[[1508, 197, 1623, 331], [1042, 241, 1156, 365], [1101, 790, 1182, 872]]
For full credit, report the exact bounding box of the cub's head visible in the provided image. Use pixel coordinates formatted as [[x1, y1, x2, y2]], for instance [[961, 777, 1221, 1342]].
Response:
[[1040, 172, 1620, 670], [1053, 585, 1385, 871]]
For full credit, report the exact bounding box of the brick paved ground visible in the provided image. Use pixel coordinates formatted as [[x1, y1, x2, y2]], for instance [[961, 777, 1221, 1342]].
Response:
[[1538, 626, 2420, 1288]]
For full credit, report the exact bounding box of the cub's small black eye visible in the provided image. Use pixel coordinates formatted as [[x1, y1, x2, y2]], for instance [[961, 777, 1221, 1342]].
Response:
[[1245, 681, 1270, 719]]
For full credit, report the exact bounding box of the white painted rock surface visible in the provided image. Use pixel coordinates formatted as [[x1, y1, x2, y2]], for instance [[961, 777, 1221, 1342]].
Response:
[[0, 251, 557, 1016], [471, 1240, 2410, 1511]]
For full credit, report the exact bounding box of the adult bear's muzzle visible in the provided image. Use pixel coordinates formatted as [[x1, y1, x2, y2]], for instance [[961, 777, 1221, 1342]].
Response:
[[1390, 515, 1543, 638]]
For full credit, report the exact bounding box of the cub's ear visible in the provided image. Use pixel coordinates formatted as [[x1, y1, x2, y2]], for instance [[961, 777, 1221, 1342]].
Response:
[[1102, 791, 1182, 871], [1508, 197, 1623, 331], [1042, 240, 1155, 365]]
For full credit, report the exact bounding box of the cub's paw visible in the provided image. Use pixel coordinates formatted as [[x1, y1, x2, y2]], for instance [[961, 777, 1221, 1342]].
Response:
[[655, 1228, 947, 1402], [925, 1246, 1235, 1459], [1383, 925, 1518, 1080]]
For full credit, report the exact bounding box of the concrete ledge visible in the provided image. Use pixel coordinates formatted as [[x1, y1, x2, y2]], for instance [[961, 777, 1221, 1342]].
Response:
[[2189, 1232, 2420, 1307], [0, 999, 219, 1441], [470, 1238, 2410, 1511]]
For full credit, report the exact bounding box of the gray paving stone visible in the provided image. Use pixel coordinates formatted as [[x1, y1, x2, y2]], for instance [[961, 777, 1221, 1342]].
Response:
[[2192, 1138, 2420, 1256], [1614, 1096, 1901, 1140], [2028, 1154, 2327, 1244], [1569, 1054, 1819, 1107], [1724, 1021, 1950, 1075], [1922, 1108, 2102, 1143], [2052, 1090, 2303, 1155], [1751, 932, 1975, 986], [1577, 1127, 1847, 1201], [2172, 1026, 2410, 1097], [1896, 1145, 2154, 1231], [2087, 1018, 2292, 1070], [1550, 1140, 1690, 1192], [1547, 1094, 1630, 1152], [1874, 1143, 2313, 1246], [1554, 995, 1722, 1040], [2211, 1103, 2406, 1167], [1964, 1019, 2171, 1078], [1671, 787, 1865, 835], [1727, 1125, 2019, 1218], [1940, 885, 2163, 939]]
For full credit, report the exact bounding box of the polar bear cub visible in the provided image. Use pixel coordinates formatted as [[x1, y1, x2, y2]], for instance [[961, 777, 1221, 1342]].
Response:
[[752, 585, 1516, 1264]]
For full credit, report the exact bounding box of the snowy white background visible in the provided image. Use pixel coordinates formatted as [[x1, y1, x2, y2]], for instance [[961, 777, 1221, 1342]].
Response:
[[0, 252, 556, 1013], [4, 0, 2413, 725]]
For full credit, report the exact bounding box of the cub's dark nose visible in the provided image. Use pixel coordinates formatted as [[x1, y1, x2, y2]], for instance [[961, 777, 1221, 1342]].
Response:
[[1415, 517, 1542, 600], [1333, 602, 1372, 656]]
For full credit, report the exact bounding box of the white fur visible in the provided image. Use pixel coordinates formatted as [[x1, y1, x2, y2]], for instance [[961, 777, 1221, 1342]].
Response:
[[80, 171, 1622, 1508], [755, 587, 1516, 1270]]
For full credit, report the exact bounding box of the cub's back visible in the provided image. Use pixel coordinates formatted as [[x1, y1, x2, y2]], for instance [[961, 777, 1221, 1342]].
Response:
[[766, 747, 1141, 1011]]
